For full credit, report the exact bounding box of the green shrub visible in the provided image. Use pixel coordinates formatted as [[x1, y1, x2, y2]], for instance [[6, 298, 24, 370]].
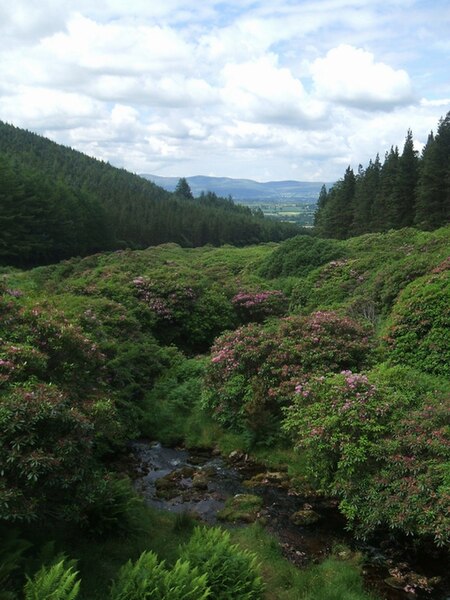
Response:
[[259, 235, 343, 278], [0, 383, 95, 523], [81, 477, 143, 537], [386, 268, 450, 376], [24, 560, 80, 600], [180, 526, 264, 599], [141, 358, 206, 444], [110, 551, 209, 600]]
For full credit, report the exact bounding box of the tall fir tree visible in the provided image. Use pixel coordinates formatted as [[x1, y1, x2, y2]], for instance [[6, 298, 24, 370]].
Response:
[[394, 129, 419, 228], [351, 155, 381, 236], [370, 147, 399, 232], [415, 112, 450, 229]]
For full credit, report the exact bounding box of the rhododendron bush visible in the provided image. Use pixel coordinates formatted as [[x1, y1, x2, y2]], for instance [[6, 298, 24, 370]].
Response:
[[231, 289, 288, 322], [202, 311, 373, 442], [283, 366, 450, 545], [0, 286, 122, 523]]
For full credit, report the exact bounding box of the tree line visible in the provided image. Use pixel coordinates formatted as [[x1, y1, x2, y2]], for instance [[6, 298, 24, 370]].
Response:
[[314, 112, 450, 238], [0, 121, 300, 267]]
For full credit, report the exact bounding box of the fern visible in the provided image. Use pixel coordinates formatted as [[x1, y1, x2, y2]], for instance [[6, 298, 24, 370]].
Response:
[[180, 526, 264, 600], [24, 560, 80, 600], [110, 550, 210, 600]]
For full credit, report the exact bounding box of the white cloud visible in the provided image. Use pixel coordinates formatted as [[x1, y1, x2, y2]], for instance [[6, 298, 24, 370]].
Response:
[[41, 14, 194, 76], [0, 87, 104, 130], [221, 56, 326, 125], [0, 1, 448, 182], [311, 44, 415, 109]]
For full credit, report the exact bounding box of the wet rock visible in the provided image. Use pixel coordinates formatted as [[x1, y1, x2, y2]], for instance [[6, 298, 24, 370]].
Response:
[[228, 450, 245, 462], [217, 493, 263, 523], [192, 471, 209, 490], [290, 505, 321, 526], [243, 471, 290, 489], [155, 467, 195, 499]]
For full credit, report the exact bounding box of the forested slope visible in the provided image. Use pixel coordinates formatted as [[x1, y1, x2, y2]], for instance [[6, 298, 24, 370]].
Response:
[[0, 121, 300, 267]]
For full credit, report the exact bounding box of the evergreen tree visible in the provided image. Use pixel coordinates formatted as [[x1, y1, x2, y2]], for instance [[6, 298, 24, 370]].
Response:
[[318, 167, 355, 239], [175, 177, 194, 200], [415, 112, 450, 229], [351, 155, 381, 235], [395, 130, 419, 228], [371, 147, 399, 232]]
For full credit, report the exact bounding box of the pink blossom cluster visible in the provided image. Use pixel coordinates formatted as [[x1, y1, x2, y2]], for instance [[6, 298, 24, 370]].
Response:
[[132, 276, 196, 320], [6, 288, 23, 298], [232, 290, 284, 308]]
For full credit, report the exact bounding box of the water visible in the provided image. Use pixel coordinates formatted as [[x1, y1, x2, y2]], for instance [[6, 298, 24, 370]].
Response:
[[131, 441, 450, 600]]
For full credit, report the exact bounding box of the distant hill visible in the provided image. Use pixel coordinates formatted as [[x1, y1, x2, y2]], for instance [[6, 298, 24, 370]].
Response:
[[142, 174, 331, 203]]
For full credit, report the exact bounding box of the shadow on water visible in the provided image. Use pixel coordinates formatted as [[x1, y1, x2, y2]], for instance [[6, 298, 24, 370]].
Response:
[[131, 441, 450, 600]]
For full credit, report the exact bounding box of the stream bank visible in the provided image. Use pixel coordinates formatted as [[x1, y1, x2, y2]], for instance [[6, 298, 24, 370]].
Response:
[[131, 441, 449, 600]]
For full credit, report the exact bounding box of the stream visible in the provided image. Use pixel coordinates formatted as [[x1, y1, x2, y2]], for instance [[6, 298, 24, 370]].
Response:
[[131, 441, 450, 600]]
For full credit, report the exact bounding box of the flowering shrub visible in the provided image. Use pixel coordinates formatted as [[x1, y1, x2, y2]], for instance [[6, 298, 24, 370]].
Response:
[[203, 311, 372, 442], [283, 371, 391, 488], [132, 276, 236, 350], [0, 291, 105, 394], [132, 276, 196, 321], [283, 366, 450, 546], [0, 383, 95, 522], [232, 289, 288, 323]]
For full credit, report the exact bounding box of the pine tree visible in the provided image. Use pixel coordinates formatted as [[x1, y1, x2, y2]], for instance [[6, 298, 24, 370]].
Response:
[[415, 112, 450, 229], [175, 177, 194, 200], [371, 147, 399, 231], [394, 130, 419, 228], [351, 155, 381, 235]]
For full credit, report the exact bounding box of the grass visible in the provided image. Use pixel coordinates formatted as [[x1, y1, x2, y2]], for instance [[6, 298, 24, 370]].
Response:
[[22, 504, 377, 600], [230, 524, 377, 600]]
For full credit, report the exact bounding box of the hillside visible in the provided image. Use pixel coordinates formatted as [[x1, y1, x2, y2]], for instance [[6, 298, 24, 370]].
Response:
[[1, 223, 449, 598], [0, 121, 301, 267]]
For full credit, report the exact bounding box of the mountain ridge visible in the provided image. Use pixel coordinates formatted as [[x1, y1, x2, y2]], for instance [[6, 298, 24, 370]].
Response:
[[142, 173, 332, 202]]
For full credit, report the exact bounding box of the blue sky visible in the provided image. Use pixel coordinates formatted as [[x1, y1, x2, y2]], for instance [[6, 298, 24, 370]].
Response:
[[0, 0, 449, 181]]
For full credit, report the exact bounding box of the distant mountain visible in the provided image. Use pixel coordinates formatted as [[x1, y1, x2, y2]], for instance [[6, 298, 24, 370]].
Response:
[[142, 174, 332, 203]]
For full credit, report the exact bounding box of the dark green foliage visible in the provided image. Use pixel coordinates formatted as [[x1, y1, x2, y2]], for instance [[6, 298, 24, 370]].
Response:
[[179, 527, 264, 599], [415, 113, 450, 229], [175, 178, 194, 201], [258, 235, 342, 278], [385, 265, 450, 376], [0, 383, 96, 523], [0, 528, 31, 599], [315, 166, 355, 238], [0, 153, 113, 268], [314, 112, 450, 237]]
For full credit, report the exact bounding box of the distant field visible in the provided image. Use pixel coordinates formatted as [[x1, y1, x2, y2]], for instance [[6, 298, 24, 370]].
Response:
[[242, 201, 317, 226]]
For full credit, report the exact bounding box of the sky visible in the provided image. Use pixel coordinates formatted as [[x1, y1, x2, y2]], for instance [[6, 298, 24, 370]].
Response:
[[1, 0, 449, 182]]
